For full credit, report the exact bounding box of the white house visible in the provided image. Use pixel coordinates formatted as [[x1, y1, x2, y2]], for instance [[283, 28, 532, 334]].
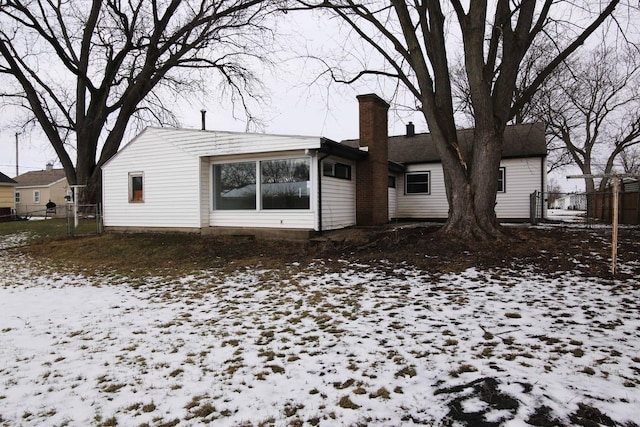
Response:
[[551, 193, 587, 210], [102, 94, 547, 237]]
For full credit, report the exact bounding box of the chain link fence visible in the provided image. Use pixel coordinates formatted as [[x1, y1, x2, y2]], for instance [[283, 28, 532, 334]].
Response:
[[66, 203, 102, 236], [531, 190, 639, 225]]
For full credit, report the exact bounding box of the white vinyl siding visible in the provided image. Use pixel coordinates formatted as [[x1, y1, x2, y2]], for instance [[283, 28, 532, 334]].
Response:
[[146, 127, 322, 157], [396, 165, 448, 219], [495, 157, 545, 220], [199, 157, 210, 228], [102, 130, 202, 229], [321, 158, 356, 230], [396, 158, 544, 220], [102, 128, 327, 231], [388, 186, 397, 221]]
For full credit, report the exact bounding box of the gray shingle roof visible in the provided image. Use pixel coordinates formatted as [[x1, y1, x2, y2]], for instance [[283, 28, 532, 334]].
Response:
[[343, 122, 546, 164], [13, 168, 67, 187], [0, 172, 17, 185]]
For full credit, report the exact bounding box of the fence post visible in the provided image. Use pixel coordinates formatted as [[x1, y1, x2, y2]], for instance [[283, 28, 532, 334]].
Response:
[[66, 204, 73, 237], [530, 191, 538, 225]]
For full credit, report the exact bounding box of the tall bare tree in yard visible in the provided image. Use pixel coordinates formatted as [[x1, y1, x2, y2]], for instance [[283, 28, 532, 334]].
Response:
[[529, 43, 640, 196], [298, 0, 627, 239], [0, 0, 278, 203]]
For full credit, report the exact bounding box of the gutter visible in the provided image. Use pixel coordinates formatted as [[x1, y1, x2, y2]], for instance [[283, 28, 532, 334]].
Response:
[[317, 151, 331, 234]]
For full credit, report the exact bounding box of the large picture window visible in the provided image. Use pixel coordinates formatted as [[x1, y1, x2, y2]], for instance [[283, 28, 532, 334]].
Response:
[[261, 158, 310, 209], [405, 172, 430, 194], [213, 162, 256, 210]]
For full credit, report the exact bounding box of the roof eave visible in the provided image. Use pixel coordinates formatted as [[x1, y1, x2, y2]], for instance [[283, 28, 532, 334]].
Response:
[[319, 138, 369, 161]]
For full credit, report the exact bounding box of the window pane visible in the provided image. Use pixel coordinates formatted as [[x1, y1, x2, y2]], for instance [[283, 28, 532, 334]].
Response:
[[131, 175, 143, 202], [261, 158, 310, 209], [335, 163, 351, 180], [213, 162, 256, 210], [406, 173, 429, 194], [388, 176, 396, 188], [498, 168, 505, 192], [322, 162, 334, 177]]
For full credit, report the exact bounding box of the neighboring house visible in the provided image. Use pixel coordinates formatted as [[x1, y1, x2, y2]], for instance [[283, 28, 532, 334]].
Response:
[[102, 94, 547, 237], [0, 172, 17, 222], [13, 164, 68, 217], [551, 193, 587, 211]]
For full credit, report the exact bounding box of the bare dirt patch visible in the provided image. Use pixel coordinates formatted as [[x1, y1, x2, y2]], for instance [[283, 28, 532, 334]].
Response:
[[17, 223, 640, 280]]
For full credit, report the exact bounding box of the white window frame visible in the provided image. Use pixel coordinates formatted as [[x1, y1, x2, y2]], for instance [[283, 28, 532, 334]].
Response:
[[498, 167, 506, 193], [128, 172, 144, 203], [15, 192, 21, 204], [405, 171, 430, 195], [33, 190, 40, 203]]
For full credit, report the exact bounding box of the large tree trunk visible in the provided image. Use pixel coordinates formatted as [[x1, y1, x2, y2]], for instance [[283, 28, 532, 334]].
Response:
[[439, 126, 504, 240]]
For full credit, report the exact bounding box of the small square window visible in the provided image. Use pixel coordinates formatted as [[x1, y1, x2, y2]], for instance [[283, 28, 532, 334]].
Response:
[[129, 173, 144, 202], [323, 161, 351, 180], [498, 167, 506, 193], [405, 172, 430, 194]]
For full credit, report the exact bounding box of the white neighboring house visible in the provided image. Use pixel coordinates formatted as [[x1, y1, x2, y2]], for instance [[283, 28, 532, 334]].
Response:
[[551, 193, 587, 210], [102, 94, 547, 237]]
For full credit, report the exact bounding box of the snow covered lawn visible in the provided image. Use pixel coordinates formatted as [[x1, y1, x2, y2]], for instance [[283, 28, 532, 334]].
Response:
[[1, 231, 639, 426]]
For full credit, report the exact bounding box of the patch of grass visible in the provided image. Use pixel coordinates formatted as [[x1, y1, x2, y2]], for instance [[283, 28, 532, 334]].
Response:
[[369, 387, 391, 399], [338, 395, 360, 409], [100, 417, 118, 426], [16, 231, 314, 275], [142, 402, 156, 413], [265, 364, 285, 374], [168, 369, 183, 378], [394, 366, 417, 378], [449, 363, 478, 377], [188, 402, 216, 419], [333, 378, 355, 389], [101, 383, 126, 393], [0, 218, 68, 242], [283, 402, 304, 417]]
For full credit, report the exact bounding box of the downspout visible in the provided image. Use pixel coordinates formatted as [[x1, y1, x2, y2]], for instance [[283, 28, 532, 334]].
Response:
[[541, 155, 546, 220], [317, 152, 331, 234]]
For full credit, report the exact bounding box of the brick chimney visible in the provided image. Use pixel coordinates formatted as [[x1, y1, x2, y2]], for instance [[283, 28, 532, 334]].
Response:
[[356, 94, 389, 226]]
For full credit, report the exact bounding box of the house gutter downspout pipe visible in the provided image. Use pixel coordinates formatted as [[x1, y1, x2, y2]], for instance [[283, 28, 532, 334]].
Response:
[[317, 150, 331, 234]]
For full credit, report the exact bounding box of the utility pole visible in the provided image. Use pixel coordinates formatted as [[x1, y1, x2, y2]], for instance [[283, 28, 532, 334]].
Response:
[[15, 132, 19, 177]]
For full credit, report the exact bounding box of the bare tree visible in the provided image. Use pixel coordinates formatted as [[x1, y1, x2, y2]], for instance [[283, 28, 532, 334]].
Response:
[[0, 0, 279, 203], [546, 178, 563, 208], [619, 146, 640, 175], [296, 0, 629, 239], [530, 43, 640, 196]]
